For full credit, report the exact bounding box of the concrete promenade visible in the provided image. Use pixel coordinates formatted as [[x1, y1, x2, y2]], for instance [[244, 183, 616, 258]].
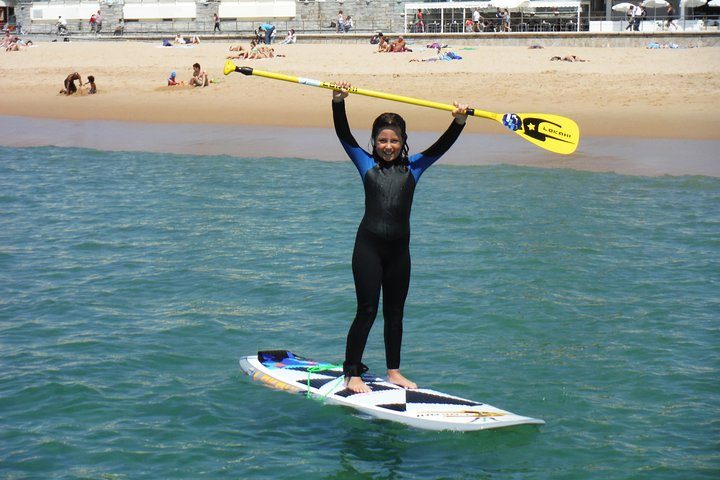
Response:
[[35, 30, 720, 47]]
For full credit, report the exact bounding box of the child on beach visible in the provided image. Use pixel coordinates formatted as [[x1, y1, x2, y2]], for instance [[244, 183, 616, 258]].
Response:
[[86, 75, 97, 94], [331, 81, 468, 394], [167, 71, 183, 85]]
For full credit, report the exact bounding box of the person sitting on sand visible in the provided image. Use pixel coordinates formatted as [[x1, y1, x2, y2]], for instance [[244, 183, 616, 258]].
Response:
[[281, 29, 296, 44], [0, 32, 14, 48], [550, 55, 588, 62], [377, 34, 391, 52], [173, 34, 186, 45], [189, 62, 209, 87], [86, 75, 97, 94], [59, 72, 82, 95], [167, 71, 183, 85], [389, 36, 411, 53]]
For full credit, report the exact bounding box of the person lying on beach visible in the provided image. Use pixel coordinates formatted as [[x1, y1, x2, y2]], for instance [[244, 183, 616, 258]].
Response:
[[409, 50, 463, 62], [0, 32, 14, 48], [173, 34, 199, 45], [5, 39, 33, 51], [226, 41, 254, 59], [1, 33, 24, 49], [167, 71, 183, 85], [550, 55, 588, 62], [227, 41, 279, 60], [59, 72, 82, 95], [86, 75, 97, 94], [189, 62, 209, 87]]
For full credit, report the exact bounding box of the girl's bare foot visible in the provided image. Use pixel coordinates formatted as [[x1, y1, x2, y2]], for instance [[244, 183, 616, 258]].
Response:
[[345, 376, 372, 394], [387, 369, 417, 389]]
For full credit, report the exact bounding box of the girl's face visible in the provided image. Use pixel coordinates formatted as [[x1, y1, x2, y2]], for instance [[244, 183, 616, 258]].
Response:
[[374, 127, 403, 163]]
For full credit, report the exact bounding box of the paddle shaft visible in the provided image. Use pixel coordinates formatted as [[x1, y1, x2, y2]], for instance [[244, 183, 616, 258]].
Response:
[[237, 66, 501, 122]]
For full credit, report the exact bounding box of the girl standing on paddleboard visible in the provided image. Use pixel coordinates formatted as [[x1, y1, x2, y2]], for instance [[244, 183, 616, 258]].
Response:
[[332, 82, 468, 394]]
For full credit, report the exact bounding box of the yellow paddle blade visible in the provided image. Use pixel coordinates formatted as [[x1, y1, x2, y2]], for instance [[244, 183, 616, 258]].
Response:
[[223, 60, 237, 76], [510, 113, 580, 155]]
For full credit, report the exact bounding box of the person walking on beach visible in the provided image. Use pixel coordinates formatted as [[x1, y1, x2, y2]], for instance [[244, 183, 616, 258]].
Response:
[[632, 4, 645, 31], [331, 82, 468, 394], [625, 5, 635, 30], [415, 9, 425, 33], [666, 4, 678, 30]]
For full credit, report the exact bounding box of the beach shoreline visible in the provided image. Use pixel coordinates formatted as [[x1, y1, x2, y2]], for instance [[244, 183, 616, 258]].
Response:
[[3, 114, 719, 177], [1, 41, 719, 174]]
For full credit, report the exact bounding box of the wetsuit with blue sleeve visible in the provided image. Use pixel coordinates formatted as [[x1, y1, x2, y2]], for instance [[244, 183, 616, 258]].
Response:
[[333, 99, 465, 378]]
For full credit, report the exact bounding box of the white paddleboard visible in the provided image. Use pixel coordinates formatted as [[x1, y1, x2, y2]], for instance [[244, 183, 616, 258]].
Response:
[[239, 350, 545, 431]]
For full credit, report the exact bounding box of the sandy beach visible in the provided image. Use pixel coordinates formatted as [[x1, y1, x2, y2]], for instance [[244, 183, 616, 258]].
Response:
[[1, 40, 719, 174]]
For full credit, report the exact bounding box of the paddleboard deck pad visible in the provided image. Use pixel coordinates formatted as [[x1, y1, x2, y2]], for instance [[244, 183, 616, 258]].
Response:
[[239, 350, 544, 431]]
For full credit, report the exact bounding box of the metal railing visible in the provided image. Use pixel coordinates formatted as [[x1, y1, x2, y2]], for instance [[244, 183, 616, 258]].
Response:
[[13, 13, 720, 37]]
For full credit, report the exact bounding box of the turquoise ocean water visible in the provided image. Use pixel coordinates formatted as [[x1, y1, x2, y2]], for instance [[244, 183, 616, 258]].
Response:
[[1, 146, 718, 479]]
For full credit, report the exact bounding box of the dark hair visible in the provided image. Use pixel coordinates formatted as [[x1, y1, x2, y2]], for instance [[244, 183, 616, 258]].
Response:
[[87, 75, 95, 82], [193, 62, 200, 69], [371, 112, 409, 165]]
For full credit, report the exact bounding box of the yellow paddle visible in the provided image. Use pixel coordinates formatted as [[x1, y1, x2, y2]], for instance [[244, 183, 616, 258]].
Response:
[[224, 60, 579, 155]]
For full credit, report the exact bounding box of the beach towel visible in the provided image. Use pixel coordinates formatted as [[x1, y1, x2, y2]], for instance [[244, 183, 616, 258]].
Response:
[[444, 51, 462, 60]]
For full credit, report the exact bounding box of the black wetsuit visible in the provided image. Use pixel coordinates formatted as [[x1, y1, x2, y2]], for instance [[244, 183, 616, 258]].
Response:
[[333, 100, 465, 377]]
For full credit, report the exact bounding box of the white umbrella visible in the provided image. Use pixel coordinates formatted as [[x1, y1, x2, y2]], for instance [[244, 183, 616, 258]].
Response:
[[681, 0, 707, 7], [612, 2, 636, 12], [642, 0, 669, 8], [489, 0, 531, 10], [707, 0, 719, 6]]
